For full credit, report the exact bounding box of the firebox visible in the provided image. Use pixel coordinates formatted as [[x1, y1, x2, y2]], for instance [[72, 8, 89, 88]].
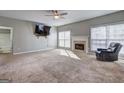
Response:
[[75, 44, 84, 50]]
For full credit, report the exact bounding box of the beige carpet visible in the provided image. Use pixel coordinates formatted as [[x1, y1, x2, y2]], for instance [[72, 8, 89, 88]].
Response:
[[0, 49, 124, 83]]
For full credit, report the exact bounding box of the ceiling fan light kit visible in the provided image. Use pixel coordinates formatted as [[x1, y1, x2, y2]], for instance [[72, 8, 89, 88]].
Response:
[[45, 10, 68, 20], [54, 15, 60, 19]]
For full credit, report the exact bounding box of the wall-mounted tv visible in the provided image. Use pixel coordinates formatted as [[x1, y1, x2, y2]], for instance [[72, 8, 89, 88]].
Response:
[[35, 24, 51, 36]]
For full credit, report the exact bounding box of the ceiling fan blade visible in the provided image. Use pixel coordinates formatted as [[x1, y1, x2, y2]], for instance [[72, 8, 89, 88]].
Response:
[[45, 15, 54, 16], [60, 13, 68, 16], [60, 16, 65, 19]]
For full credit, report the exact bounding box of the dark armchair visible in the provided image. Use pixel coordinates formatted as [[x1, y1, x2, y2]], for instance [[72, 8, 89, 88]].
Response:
[[96, 42, 122, 61]]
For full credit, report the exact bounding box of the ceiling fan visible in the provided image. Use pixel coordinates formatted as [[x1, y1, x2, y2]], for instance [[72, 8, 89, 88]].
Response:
[[45, 10, 68, 19]]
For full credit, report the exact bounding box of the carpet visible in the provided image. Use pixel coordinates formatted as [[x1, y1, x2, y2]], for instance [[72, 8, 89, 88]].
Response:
[[0, 49, 124, 83]]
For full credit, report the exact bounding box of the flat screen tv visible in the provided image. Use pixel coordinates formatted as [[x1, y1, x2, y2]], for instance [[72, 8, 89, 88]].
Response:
[[35, 24, 51, 36]]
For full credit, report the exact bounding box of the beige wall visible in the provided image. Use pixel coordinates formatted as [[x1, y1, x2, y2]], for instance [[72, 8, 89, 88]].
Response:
[[0, 16, 57, 54]]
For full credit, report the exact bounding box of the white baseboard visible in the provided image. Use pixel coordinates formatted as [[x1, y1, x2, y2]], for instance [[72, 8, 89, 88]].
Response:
[[13, 48, 54, 55]]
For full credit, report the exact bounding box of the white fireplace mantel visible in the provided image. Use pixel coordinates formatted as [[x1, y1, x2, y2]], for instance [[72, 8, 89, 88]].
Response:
[[72, 36, 89, 53]]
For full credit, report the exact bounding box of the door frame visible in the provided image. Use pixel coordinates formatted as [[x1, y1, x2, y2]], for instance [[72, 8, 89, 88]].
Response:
[[0, 26, 13, 53]]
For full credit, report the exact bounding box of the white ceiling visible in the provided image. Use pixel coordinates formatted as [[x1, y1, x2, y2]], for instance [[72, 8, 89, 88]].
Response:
[[0, 10, 119, 26]]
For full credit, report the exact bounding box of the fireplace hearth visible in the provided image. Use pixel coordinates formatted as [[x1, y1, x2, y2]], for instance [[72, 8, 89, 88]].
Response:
[[75, 44, 84, 50]]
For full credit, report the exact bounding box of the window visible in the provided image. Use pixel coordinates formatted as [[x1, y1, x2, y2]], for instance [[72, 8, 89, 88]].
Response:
[[59, 31, 70, 48], [91, 26, 107, 51], [91, 23, 124, 55]]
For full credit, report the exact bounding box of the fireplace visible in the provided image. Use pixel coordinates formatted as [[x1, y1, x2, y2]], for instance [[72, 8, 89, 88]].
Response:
[[75, 44, 84, 50], [72, 36, 89, 53], [73, 41, 86, 52]]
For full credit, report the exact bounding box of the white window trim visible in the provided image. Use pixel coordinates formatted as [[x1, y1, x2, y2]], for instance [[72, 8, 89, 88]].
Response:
[[58, 31, 71, 49]]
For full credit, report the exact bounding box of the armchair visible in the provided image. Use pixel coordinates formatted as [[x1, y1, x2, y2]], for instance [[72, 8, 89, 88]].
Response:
[[96, 42, 122, 61]]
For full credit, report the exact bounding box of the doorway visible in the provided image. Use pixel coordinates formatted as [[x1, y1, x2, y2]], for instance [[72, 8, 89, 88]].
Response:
[[0, 26, 13, 53]]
